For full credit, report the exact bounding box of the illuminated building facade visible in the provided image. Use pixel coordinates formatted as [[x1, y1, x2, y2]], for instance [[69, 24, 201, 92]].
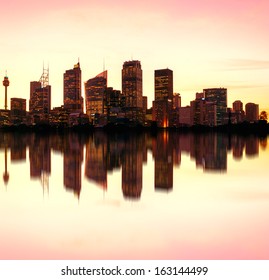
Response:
[[10, 98, 26, 124], [203, 88, 227, 126], [85, 71, 107, 121], [153, 68, 173, 127], [29, 83, 51, 115], [64, 62, 83, 113], [122, 60, 142, 108], [155, 69, 173, 101]]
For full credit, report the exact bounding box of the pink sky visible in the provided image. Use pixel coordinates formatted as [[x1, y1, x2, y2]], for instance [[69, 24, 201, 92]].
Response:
[[1, 0, 269, 110]]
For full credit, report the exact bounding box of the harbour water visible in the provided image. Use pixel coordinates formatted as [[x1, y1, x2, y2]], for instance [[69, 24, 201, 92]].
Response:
[[0, 131, 268, 259]]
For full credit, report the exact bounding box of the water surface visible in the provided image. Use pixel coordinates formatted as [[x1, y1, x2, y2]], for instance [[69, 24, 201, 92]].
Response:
[[0, 131, 268, 259]]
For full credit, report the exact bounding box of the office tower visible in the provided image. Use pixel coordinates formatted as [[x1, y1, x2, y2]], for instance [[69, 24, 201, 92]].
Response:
[[203, 88, 227, 126], [154, 68, 173, 101], [85, 71, 107, 120], [64, 62, 83, 113], [190, 99, 217, 126], [121, 60, 144, 124], [142, 96, 148, 114], [122, 60, 143, 108], [232, 100, 244, 123], [153, 68, 173, 127], [10, 98, 26, 124], [245, 102, 259, 122], [173, 93, 181, 109], [29, 83, 51, 115], [3, 74, 9, 110], [104, 87, 124, 119], [29, 67, 51, 117], [233, 100, 243, 112]]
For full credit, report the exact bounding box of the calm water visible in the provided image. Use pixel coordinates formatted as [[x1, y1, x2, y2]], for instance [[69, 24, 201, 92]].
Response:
[[0, 131, 268, 260]]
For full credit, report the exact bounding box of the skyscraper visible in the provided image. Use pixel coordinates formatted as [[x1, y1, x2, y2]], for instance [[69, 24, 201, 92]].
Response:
[[245, 102, 259, 122], [84, 71, 107, 119], [29, 83, 51, 115], [64, 62, 83, 113], [154, 68, 173, 102], [153, 68, 173, 127], [122, 60, 142, 108], [29, 67, 51, 117], [203, 88, 227, 126], [10, 98, 26, 124]]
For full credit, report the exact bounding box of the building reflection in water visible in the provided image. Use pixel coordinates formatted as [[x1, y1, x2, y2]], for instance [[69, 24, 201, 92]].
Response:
[[152, 131, 173, 191], [63, 133, 84, 197], [122, 133, 143, 199], [0, 131, 266, 198], [85, 132, 108, 189], [29, 134, 51, 193]]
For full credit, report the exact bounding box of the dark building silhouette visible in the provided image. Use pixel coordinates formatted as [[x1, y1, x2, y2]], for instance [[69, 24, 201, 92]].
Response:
[[245, 102, 259, 122], [64, 62, 83, 113]]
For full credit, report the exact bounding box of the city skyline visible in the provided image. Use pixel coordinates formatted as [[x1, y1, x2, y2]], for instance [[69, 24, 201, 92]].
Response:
[[1, 0, 269, 112], [0, 60, 266, 115]]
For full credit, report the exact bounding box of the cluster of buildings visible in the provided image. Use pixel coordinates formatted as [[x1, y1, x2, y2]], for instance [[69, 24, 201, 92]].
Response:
[[0, 60, 261, 128]]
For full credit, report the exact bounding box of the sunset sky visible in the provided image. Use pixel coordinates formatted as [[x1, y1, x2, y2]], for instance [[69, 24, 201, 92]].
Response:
[[1, 0, 269, 111]]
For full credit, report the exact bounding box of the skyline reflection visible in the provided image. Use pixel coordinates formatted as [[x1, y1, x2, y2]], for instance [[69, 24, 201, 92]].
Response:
[[0, 132, 266, 199]]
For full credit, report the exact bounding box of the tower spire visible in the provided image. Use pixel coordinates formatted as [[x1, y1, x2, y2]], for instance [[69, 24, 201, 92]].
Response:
[[3, 72, 10, 110]]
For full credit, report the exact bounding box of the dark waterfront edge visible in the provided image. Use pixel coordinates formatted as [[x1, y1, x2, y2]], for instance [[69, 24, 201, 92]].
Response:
[[0, 121, 268, 136]]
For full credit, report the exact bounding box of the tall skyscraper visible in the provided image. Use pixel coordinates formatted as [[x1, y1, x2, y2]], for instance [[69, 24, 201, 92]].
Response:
[[153, 68, 173, 127], [122, 60, 143, 108], [85, 71, 107, 119], [64, 62, 83, 113], [203, 88, 227, 126], [29, 67, 51, 116], [154, 68, 173, 102]]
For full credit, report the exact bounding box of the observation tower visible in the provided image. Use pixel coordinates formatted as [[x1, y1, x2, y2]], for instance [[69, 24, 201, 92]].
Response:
[[3, 73, 10, 110]]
